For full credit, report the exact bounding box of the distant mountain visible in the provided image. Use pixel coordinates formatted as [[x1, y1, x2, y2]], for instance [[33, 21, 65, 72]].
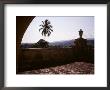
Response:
[[49, 40, 74, 47], [49, 39, 94, 47], [21, 39, 94, 48], [21, 43, 34, 48]]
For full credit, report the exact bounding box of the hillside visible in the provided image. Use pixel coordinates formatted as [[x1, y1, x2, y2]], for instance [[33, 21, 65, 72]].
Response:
[[21, 39, 94, 48]]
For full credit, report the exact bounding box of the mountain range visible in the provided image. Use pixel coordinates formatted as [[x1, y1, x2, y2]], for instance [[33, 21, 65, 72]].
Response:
[[21, 39, 94, 48]]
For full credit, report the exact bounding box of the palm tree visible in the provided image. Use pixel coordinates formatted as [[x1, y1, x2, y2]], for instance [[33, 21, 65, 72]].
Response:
[[37, 19, 53, 48], [39, 19, 53, 39]]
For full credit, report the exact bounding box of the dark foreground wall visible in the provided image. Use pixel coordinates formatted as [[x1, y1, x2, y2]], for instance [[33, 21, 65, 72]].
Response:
[[17, 48, 94, 73]]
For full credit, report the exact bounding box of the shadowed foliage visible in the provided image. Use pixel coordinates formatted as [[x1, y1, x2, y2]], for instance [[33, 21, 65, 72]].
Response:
[[35, 19, 53, 48], [39, 19, 53, 37], [34, 39, 49, 48]]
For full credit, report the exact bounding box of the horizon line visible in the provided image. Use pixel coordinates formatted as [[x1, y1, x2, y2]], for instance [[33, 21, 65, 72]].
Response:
[[21, 38, 94, 44]]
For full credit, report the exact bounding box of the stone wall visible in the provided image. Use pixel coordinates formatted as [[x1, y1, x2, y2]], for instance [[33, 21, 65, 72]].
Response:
[[17, 48, 94, 73]]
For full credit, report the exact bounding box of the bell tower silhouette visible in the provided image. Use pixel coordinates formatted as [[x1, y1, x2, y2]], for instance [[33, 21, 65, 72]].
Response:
[[79, 29, 83, 38], [74, 29, 87, 47]]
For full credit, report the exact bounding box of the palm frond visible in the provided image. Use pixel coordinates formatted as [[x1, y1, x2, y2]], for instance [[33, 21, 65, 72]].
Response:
[[42, 21, 44, 24], [47, 21, 50, 24], [41, 31, 44, 36], [39, 28, 43, 31], [49, 25, 53, 28], [39, 24, 42, 26], [49, 28, 53, 32], [47, 31, 51, 36]]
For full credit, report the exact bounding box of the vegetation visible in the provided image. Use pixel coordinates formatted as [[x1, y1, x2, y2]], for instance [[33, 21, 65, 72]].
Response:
[[39, 19, 53, 37], [35, 19, 53, 48], [34, 39, 49, 48]]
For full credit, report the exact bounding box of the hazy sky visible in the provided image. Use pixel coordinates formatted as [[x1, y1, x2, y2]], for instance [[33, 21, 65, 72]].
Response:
[[21, 16, 94, 43]]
